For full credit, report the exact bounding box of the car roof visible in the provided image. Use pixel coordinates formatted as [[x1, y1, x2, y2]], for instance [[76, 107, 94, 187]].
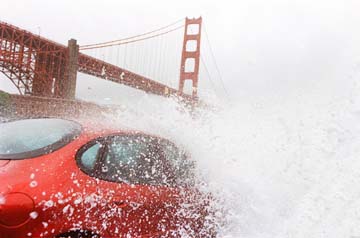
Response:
[[4, 116, 172, 143], [69, 117, 170, 141]]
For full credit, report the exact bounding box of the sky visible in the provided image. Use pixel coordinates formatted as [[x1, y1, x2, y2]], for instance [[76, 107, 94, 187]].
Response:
[[1, 0, 360, 103]]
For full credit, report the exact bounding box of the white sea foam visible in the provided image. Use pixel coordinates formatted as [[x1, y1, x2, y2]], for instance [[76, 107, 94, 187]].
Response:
[[99, 78, 360, 238]]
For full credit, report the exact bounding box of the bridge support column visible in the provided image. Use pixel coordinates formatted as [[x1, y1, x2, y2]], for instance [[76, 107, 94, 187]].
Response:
[[179, 17, 202, 100], [61, 39, 79, 99], [32, 53, 53, 97]]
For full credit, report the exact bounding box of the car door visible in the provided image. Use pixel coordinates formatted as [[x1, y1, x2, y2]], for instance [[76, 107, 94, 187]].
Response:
[[98, 134, 183, 236], [76, 133, 188, 237]]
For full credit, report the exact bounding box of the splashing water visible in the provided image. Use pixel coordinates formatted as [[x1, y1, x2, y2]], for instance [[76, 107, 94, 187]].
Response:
[[97, 79, 360, 238]]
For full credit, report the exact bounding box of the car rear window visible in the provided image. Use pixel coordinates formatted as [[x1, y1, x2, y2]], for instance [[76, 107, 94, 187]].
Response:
[[0, 118, 82, 160]]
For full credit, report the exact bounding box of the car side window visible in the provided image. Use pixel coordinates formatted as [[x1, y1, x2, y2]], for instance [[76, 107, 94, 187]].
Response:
[[101, 135, 173, 186], [161, 142, 195, 186], [77, 134, 194, 187], [77, 141, 103, 173], [81, 143, 101, 170]]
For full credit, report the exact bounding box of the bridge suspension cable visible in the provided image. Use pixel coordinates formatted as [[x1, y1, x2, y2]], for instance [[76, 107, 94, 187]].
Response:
[[80, 26, 184, 50], [190, 23, 230, 102], [79, 18, 184, 50], [79, 18, 185, 91], [203, 24, 230, 99], [80, 17, 226, 102]]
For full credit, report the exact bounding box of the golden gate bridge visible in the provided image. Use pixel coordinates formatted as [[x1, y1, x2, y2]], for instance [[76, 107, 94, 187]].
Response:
[[0, 17, 227, 116]]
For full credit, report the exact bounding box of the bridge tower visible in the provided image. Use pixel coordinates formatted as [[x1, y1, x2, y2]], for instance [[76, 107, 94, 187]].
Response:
[[32, 39, 78, 99], [61, 39, 79, 99], [179, 17, 202, 100]]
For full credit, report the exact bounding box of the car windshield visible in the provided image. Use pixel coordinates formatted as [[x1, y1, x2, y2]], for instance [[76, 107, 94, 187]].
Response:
[[0, 118, 82, 159]]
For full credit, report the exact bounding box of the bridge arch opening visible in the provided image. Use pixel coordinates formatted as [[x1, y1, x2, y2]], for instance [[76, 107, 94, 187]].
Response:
[[186, 40, 198, 52], [185, 58, 196, 73]]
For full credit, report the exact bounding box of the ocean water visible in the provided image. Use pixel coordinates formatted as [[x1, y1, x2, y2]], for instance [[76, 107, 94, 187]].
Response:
[[101, 82, 360, 238]]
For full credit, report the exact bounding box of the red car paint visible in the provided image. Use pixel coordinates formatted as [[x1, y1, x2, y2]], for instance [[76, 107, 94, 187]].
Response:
[[0, 119, 210, 238]]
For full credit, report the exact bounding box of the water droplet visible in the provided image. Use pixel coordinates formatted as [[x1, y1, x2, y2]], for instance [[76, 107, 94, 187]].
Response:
[[44, 200, 54, 207], [42, 222, 48, 228], [29, 181, 38, 188], [29, 211, 38, 219], [0, 195, 5, 205], [74, 197, 82, 205], [102, 166, 108, 172]]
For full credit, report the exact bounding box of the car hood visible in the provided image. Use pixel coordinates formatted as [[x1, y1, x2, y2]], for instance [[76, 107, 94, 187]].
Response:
[[0, 138, 83, 196], [0, 157, 53, 195]]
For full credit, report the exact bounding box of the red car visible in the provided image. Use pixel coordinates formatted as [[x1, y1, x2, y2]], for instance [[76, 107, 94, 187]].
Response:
[[0, 118, 211, 238]]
